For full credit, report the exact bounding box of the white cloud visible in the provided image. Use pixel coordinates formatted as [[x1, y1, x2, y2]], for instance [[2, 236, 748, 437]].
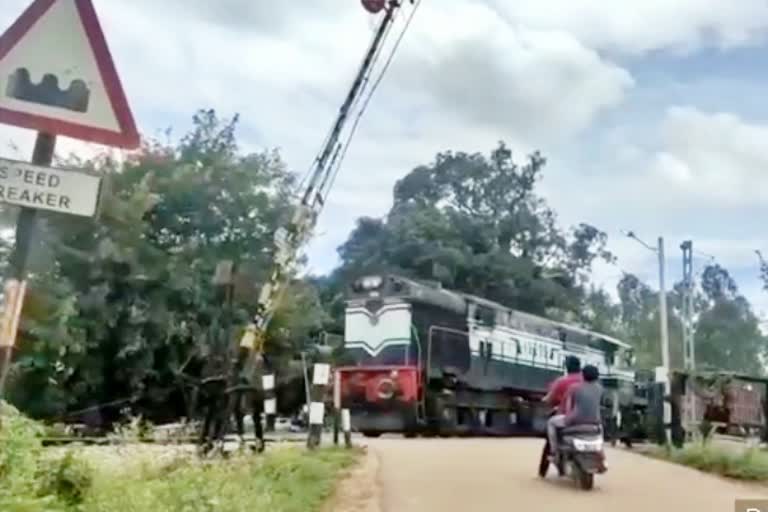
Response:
[[395, 1, 633, 144], [650, 107, 768, 205], [488, 0, 768, 54]]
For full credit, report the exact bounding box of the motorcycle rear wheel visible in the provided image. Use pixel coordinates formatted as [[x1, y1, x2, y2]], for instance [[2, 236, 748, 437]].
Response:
[[538, 443, 550, 478], [576, 467, 594, 490]]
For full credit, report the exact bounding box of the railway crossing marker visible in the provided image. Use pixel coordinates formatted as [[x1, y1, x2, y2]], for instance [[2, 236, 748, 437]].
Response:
[[0, 0, 139, 147], [0, 0, 138, 414], [308, 363, 331, 449]]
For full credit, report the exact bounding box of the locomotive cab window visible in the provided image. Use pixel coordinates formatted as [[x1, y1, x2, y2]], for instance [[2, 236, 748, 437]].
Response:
[[474, 305, 495, 327]]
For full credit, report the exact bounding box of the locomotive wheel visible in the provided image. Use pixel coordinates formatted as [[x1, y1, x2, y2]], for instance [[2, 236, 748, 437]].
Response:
[[362, 431, 382, 438], [439, 406, 458, 437]]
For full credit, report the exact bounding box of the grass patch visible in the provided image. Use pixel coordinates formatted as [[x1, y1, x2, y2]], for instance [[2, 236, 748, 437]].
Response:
[[82, 447, 361, 512], [2, 402, 361, 511], [651, 442, 768, 482]]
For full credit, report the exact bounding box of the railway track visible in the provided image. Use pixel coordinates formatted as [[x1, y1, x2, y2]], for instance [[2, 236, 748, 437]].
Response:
[[37, 433, 307, 447]]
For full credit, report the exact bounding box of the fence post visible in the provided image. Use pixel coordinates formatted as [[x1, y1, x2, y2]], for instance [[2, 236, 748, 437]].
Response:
[[307, 363, 330, 449]]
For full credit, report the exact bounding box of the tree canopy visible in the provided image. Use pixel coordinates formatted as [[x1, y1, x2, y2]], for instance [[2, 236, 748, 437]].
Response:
[[333, 142, 614, 318], [6, 110, 327, 421]]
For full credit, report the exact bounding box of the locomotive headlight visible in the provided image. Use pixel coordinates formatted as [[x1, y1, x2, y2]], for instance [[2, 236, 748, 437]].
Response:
[[355, 275, 383, 291], [377, 378, 396, 399]]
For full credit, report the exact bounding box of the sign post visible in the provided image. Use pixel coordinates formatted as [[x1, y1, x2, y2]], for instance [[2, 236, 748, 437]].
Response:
[[0, 0, 138, 416], [0, 132, 55, 404]]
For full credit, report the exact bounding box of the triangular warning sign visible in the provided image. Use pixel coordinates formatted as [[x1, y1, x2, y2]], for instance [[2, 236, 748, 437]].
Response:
[[0, 0, 139, 149]]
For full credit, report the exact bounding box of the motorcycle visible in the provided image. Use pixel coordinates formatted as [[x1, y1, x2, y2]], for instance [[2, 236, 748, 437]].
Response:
[[538, 423, 607, 490]]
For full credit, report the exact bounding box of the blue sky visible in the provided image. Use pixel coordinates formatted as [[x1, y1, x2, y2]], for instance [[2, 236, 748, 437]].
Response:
[[1, 0, 767, 320]]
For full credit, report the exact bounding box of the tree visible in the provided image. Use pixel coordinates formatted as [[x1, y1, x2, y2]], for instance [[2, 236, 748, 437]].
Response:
[[605, 265, 766, 374], [756, 250, 768, 292], [333, 142, 613, 317], [7, 110, 327, 422], [693, 265, 766, 374]]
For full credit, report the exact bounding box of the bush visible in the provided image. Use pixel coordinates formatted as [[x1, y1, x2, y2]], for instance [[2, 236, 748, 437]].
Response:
[[654, 442, 768, 481], [2, 400, 359, 512], [0, 401, 45, 498], [0, 402, 68, 511], [37, 451, 94, 506], [0, 402, 93, 511], [83, 447, 360, 512]]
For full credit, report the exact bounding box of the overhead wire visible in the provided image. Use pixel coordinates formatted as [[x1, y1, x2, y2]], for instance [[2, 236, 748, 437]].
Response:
[[295, 13, 394, 195], [314, 13, 398, 198], [299, 4, 400, 199], [320, 0, 422, 211]]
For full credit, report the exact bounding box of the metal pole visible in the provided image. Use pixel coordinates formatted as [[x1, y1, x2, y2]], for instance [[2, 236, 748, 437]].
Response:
[[681, 241, 694, 370], [0, 133, 56, 416], [657, 236, 671, 444], [680, 240, 696, 435], [658, 236, 670, 371]]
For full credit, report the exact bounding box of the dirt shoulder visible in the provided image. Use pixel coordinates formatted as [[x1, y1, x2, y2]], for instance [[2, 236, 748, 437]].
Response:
[[322, 446, 383, 512]]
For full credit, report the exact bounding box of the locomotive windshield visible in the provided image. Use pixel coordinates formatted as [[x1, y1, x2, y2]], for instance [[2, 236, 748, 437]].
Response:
[[342, 300, 417, 367]]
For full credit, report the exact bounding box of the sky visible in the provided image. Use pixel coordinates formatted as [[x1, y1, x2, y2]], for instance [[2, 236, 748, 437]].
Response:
[[1, 0, 767, 321]]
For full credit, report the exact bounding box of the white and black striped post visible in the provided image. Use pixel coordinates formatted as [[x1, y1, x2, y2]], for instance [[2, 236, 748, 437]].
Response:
[[307, 363, 330, 449], [263, 374, 276, 432]]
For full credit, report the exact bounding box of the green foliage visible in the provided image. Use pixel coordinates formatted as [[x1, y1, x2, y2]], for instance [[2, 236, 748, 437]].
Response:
[[693, 265, 767, 375], [653, 442, 768, 481], [605, 265, 767, 373], [36, 451, 94, 506], [0, 402, 92, 511], [331, 142, 613, 319], [81, 447, 359, 512], [0, 402, 45, 500], [1, 404, 357, 512], [758, 251, 768, 292], [6, 109, 327, 423]]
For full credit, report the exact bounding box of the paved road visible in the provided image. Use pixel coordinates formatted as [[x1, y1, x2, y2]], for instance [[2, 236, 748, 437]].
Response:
[[359, 437, 766, 512]]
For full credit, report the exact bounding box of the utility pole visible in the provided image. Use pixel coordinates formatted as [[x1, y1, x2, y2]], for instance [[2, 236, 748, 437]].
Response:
[[624, 231, 671, 370], [624, 231, 672, 444], [681, 241, 694, 370], [656, 236, 672, 444], [657, 237, 670, 371]]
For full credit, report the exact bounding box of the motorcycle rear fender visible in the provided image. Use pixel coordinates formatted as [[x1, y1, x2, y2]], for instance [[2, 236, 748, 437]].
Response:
[[572, 452, 605, 474]]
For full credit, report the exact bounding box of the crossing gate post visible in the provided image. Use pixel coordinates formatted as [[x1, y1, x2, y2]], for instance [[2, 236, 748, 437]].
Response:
[[263, 374, 276, 432], [307, 363, 330, 449]]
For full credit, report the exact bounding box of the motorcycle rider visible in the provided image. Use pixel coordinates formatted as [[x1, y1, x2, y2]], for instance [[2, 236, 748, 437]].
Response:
[[564, 364, 603, 428], [542, 355, 582, 461]]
